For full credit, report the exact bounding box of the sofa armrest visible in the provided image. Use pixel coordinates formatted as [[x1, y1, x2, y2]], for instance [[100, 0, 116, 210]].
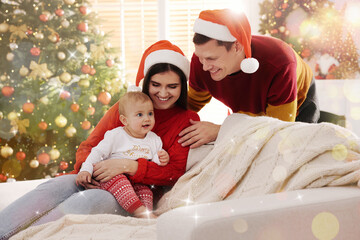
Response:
[[157, 187, 360, 240], [0, 179, 49, 211]]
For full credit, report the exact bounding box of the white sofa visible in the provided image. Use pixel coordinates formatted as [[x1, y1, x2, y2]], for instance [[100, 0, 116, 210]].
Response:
[[1, 180, 360, 239]]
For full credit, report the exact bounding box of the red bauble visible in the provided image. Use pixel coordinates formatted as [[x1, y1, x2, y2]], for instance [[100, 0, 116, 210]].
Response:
[[55, 9, 64, 16], [1, 86, 14, 97], [30, 47, 41, 56], [106, 59, 114, 67], [70, 103, 80, 112], [59, 161, 69, 170], [60, 90, 71, 100], [81, 120, 91, 130], [79, 6, 88, 15], [22, 102, 35, 113], [282, 3, 288, 9], [39, 14, 49, 22], [270, 29, 279, 34], [38, 152, 50, 165], [16, 151, 26, 161], [87, 106, 95, 115], [38, 121, 48, 130], [77, 22, 88, 32], [81, 64, 91, 74], [275, 11, 282, 18], [26, 29, 33, 35], [98, 91, 111, 105], [89, 68, 96, 76], [0, 174, 7, 182]]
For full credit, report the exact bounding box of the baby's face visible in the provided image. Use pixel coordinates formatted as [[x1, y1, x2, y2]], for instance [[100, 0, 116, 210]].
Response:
[[124, 100, 155, 138]]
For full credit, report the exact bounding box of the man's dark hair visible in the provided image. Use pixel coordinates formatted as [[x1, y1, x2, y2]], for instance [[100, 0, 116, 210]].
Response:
[[193, 33, 234, 51]]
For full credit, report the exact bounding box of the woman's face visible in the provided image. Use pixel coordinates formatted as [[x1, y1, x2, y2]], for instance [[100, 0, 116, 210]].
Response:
[[148, 71, 181, 110]]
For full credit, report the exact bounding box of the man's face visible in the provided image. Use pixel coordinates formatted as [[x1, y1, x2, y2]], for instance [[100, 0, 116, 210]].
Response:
[[194, 39, 240, 81]]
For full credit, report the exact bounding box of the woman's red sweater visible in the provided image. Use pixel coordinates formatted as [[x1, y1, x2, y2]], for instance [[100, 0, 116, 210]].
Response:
[[73, 102, 199, 186]]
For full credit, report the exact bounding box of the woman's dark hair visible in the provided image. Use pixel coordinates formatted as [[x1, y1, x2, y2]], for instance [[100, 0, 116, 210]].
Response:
[[193, 33, 234, 51], [142, 63, 188, 110]]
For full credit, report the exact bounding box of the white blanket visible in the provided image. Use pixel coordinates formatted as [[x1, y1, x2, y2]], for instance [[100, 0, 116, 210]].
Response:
[[11, 114, 360, 240]]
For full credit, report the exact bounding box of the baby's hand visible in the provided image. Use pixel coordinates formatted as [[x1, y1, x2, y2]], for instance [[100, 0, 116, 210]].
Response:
[[158, 150, 169, 166], [76, 171, 92, 187]]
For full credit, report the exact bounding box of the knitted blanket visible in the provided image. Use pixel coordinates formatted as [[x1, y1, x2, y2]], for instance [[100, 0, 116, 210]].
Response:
[[11, 114, 360, 240]]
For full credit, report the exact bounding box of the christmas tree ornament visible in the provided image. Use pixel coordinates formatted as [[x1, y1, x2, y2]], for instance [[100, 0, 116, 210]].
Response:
[[55, 9, 64, 17], [64, 0, 76, 5], [22, 102, 35, 114], [65, 125, 77, 137], [6, 52, 14, 61], [106, 59, 114, 67], [1, 144, 13, 158], [89, 95, 97, 103], [0, 75, 7, 81], [19, 65, 29, 76], [16, 151, 26, 161], [57, 51, 66, 60], [29, 159, 39, 168], [77, 22, 88, 32], [39, 14, 49, 22], [81, 64, 91, 74], [9, 43, 18, 50], [87, 106, 95, 115], [7, 112, 18, 121], [76, 44, 87, 54], [0, 22, 9, 33], [2, 159, 22, 178], [0, 174, 7, 182], [1, 86, 14, 97], [89, 68, 96, 76], [79, 6, 88, 15], [34, 32, 44, 40], [70, 103, 80, 112], [59, 161, 69, 170], [60, 90, 71, 100], [30, 47, 41, 56], [60, 72, 72, 83], [39, 96, 49, 105], [98, 91, 111, 105], [48, 33, 59, 43], [81, 120, 91, 130], [61, 19, 70, 28], [55, 114, 67, 128], [38, 152, 50, 165], [38, 121, 48, 130], [78, 79, 90, 88], [26, 29, 33, 35], [49, 148, 60, 160]]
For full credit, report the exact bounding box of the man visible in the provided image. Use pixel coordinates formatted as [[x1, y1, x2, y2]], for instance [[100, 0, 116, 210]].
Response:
[[179, 9, 320, 148]]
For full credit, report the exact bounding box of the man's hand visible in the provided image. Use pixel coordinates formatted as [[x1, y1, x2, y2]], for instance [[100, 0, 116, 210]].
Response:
[[178, 119, 220, 148]]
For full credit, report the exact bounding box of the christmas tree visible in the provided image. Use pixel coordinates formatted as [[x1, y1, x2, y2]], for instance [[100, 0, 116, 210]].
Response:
[[0, 0, 127, 182], [258, 0, 360, 79]]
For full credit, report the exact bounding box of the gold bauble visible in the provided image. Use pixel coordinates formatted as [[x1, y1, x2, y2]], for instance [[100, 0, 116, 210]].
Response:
[[78, 79, 90, 88], [39, 96, 49, 105], [76, 44, 87, 54], [48, 34, 58, 43], [7, 111, 18, 121], [0, 75, 7, 81], [35, 32, 44, 40], [89, 95, 97, 103], [2, 159, 21, 178], [57, 52, 66, 60], [61, 19, 70, 28], [29, 159, 39, 168], [1, 145, 13, 158], [49, 148, 60, 160], [60, 72, 72, 83], [64, 0, 75, 5], [65, 125, 77, 137], [0, 22, 9, 33], [55, 114, 67, 128], [6, 52, 14, 61], [19, 65, 29, 77]]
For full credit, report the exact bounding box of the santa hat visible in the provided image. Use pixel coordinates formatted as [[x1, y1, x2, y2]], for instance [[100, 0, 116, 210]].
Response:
[[193, 9, 259, 74], [135, 40, 190, 86]]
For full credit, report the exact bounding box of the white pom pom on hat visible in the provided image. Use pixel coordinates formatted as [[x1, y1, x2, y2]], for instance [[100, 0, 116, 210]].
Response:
[[135, 40, 190, 86], [193, 9, 259, 74]]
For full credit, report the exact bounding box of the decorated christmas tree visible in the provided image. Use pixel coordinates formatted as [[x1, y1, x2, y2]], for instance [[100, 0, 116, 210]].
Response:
[[0, 0, 127, 181], [258, 0, 360, 79]]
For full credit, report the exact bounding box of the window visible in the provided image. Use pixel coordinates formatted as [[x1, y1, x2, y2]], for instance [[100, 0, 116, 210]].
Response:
[[89, 0, 256, 83]]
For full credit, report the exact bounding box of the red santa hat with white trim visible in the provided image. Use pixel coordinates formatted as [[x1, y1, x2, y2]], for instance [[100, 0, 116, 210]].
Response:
[[135, 40, 190, 86], [193, 9, 259, 74]]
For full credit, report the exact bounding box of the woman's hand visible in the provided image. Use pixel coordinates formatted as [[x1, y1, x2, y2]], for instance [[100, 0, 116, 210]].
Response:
[[92, 158, 138, 182]]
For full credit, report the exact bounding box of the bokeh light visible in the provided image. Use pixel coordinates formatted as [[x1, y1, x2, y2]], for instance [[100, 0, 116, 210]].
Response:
[[233, 218, 248, 233], [331, 144, 348, 161], [312, 212, 339, 240]]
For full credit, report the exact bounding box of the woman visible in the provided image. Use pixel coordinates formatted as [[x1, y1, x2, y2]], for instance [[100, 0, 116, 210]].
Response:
[[0, 40, 199, 240]]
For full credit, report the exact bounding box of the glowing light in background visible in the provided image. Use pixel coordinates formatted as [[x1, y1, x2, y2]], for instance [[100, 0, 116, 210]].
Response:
[[350, 107, 360, 121], [300, 20, 321, 39], [331, 144, 347, 161], [233, 218, 248, 233], [312, 212, 339, 240], [344, 2, 360, 26]]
